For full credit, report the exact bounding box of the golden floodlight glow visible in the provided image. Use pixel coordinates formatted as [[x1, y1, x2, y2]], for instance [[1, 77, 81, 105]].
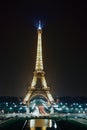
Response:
[[35, 29, 43, 71], [42, 77, 47, 88], [31, 76, 36, 87], [23, 21, 54, 104]]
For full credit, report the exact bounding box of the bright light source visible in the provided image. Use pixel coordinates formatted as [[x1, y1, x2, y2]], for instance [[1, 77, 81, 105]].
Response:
[[79, 105, 81, 107], [38, 20, 42, 30], [54, 122, 57, 129], [9, 107, 12, 110]]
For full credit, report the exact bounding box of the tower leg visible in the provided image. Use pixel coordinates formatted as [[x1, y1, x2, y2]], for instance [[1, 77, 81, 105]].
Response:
[[46, 91, 54, 103], [41, 76, 47, 88], [23, 91, 32, 104], [31, 76, 37, 88]]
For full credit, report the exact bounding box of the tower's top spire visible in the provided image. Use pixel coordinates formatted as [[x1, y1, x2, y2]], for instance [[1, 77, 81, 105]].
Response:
[[38, 20, 42, 30], [35, 20, 43, 71]]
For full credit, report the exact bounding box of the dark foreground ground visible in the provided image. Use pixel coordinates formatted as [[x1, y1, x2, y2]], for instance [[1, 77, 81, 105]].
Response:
[[0, 117, 87, 130]]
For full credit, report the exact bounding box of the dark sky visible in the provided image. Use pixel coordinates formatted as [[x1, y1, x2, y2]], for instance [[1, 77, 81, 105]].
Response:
[[0, 0, 87, 97]]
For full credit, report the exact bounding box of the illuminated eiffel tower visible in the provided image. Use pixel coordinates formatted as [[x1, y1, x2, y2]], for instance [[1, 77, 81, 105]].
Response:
[[23, 21, 54, 104]]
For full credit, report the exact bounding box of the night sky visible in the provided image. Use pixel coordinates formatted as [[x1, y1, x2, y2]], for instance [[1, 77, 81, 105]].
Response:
[[0, 0, 87, 97]]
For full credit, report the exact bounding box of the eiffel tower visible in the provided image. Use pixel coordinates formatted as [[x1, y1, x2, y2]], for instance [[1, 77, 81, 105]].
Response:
[[23, 21, 54, 104]]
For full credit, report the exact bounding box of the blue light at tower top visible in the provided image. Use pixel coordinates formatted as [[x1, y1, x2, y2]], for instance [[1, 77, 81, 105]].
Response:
[[38, 20, 42, 30], [34, 20, 45, 29]]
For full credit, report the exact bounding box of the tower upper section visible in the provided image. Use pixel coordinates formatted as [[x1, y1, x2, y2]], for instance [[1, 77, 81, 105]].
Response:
[[38, 20, 42, 30], [35, 21, 43, 71]]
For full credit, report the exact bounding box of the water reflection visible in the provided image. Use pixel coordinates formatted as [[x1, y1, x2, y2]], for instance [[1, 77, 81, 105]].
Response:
[[23, 119, 58, 130]]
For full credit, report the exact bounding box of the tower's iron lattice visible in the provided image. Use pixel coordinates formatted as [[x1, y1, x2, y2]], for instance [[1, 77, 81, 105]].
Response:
[[23, 21, 54, 104]]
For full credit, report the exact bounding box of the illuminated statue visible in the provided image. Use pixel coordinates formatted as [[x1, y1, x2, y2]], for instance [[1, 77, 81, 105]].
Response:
[[23, 21, 54, 104]]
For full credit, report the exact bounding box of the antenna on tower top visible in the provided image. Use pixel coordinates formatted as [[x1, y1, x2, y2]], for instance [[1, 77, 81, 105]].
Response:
[[38, 20, 42, 30]]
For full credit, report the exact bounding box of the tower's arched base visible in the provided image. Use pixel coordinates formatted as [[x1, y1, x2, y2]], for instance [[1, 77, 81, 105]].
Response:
[[24, 87, 54, 105]]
